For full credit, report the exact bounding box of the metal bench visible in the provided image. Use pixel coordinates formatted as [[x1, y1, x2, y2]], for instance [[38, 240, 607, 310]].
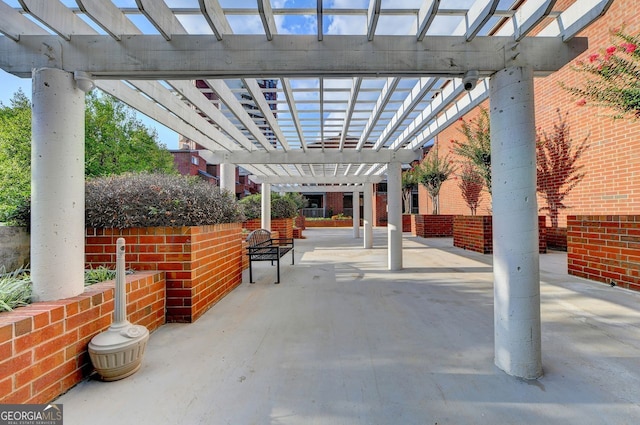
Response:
[[246, 229, 294, 284]]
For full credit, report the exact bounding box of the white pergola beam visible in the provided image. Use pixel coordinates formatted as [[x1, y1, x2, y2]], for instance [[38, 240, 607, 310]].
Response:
[[371, 77, 436, 150], [356, 77, 399, 150], [249, 175, 383, 184], [257, 0, 277, 41], [417, 0, 440, 41], [339, 77, 362, 151], [367, 0, 382, 41], [0, 2, 48, 41], [0, 35, 588, 79], [207, 149, 420, 165], [537, 0, 614, 41], [242, 78, 290, 151], [77, 0, 138, 40], [199, 0, 232, 41], [281, 78, 308, 151], [167, 80, 259, 152], [275, 185, 366, 193], [388, 78, 465, 151], [136, 0, 184, 41], [18, 0, 94, 40]]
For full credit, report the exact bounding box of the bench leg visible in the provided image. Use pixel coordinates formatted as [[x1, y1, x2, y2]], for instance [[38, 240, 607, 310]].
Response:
[[291, 248, 295, 265], [275, 256, 280, 284], [249, 259, 254, 284]]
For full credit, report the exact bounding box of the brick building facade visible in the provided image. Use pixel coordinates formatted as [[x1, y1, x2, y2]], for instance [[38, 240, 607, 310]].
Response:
[[416, 0, 640, 235]]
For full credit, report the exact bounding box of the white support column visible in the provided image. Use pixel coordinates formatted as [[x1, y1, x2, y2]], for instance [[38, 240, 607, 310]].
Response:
[[31, 68, 87, 301], [220, 163, 236, 195], [352, 191, 360, 238], [387, 161, 403, 271], [363, 183, 373, 249], [261, 183, 271, 231], [490, 66, 542, 379]]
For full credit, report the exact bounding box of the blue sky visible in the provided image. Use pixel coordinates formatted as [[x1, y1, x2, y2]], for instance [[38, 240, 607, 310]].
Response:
[[0, 0, 478, 149]]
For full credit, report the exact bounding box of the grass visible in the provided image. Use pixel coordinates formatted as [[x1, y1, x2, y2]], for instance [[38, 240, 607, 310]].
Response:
[[0, 266, 118, 313], [0, 267, 32, 312]]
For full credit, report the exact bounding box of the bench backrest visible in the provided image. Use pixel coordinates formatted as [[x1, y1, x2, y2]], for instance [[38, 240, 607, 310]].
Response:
[[246, 229, 272, 247]]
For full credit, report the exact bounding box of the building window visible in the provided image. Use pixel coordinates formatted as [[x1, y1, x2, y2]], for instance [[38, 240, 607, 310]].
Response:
[[191, 156, 199, 166]]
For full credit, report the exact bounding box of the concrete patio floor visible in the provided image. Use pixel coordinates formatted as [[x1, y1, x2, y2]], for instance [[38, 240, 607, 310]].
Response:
[[56, 228, 640, 425]]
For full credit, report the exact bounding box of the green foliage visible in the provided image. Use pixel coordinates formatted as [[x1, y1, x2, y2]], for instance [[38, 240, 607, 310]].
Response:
[[85, 173, 245, 228], [238, 192, 302, 220], [418, 150, 455, 215], [283, 192, 308, 211], [0, 90, 32, 223], [239, 194, 261, 220], [4, 196, 30, 228], [401, 166, 420, 213], [85, 92, 177, 177], [84, 266, 117, 287], [271, 194, 299, 219], [536, 110, 589, 228], [0, 266, 31, 312], [563, 29, 640, 119], [451, 107, 492, 194], [458, 163, 484, 215]]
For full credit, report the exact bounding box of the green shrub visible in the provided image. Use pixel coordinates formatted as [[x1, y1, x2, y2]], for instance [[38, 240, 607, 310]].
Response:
[[85, 172, 245, 228], [0, 266, 31, 312], [271, 195, 298, 219], [2, 196, 30, 229], [239, 193, 300, 220], [239, 194, 261, 220]]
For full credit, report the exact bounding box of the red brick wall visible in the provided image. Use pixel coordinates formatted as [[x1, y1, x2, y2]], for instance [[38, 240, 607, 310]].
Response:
[[453, 215, 493, 254], [412, 215, 454, 237], [453, 216, 547, 254], [326, 193, 344, 216], [243, 218, 294, 239], [567, 215, 640, 291], [425, 0, 640, 234], [373, 191, 388, 227], [402, 214, 412, 232], [86, 223, 243, 323], [0, 272, 165, 404]]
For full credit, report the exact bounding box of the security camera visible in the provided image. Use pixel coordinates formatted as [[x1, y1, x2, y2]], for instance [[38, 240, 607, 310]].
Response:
[[462, 70, 479, 92]]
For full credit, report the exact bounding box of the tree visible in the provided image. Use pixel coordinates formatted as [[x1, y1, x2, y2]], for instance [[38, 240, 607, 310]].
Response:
[[85, 92, 176, 177], [536, 110, 589, 228], [458, 163, 484, 215], [0, 90, 31, 222], [451, 107, 492, 193], [418, 150, 455, 215], [563, 29, 640, 119], [401, 166, 419, 214]]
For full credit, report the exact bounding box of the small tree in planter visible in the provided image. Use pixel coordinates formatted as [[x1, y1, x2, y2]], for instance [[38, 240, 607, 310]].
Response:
[[536, 109, 589, 228], [418, 150, 455, 215], [451, 107, 492, 194], [401, 166, 420, 214], [458, 163, 484, 215]]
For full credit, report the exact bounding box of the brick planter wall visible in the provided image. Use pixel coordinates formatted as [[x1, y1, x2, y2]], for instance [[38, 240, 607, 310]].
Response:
[[567, 215, 640, 291], [0, 271, 165, 404], [305, 219, 353, 228], [402, 214, 412, 232], [86, 223, 243, 323], [453, 216, 547, 254], [243, 218, 294, 239], [295, 215, 306, 230], [411, 215, 454, 238], [547, 227, 568, 251], [453, 216, 493, 254]]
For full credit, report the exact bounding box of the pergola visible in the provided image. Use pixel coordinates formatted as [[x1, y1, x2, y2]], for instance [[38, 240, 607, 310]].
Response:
[[0, 0, 613, 380]]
